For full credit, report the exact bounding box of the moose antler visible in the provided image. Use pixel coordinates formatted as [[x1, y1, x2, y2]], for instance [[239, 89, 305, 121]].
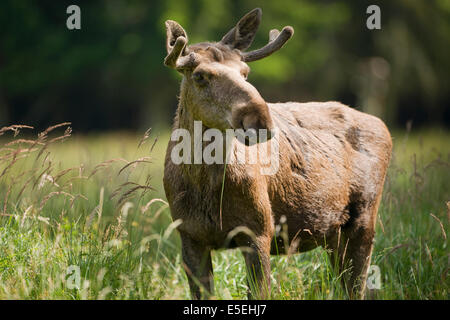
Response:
[[164, 35, 187, 68], [164, 20, 199, 70], [242, 26, 294, 62]]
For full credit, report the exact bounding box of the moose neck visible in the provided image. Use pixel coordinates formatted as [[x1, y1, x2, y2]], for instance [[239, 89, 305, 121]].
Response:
[[176, 79, 209, 135], [175, 79, 228, 168]]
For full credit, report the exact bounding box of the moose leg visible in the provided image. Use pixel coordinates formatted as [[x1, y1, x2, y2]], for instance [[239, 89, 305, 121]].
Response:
[[344, 190, 386, 299], [238, 235, 272, 299], [180, 233, 214, 299], [344, 229, 374, 299], [328, 202, 379, 299]]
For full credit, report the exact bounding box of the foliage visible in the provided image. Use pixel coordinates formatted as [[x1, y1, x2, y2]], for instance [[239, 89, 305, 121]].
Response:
[[1, 1, 449, 130]]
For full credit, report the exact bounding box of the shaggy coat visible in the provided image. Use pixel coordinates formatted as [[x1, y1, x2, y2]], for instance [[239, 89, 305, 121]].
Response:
[[163, 8, 392, 299]]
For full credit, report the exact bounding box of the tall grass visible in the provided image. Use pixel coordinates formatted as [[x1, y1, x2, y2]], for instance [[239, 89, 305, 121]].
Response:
[[0, 124, 448, 299]]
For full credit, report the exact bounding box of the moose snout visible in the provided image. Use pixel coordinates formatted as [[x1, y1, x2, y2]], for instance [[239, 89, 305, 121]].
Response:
[[231, 100, 274, 143]]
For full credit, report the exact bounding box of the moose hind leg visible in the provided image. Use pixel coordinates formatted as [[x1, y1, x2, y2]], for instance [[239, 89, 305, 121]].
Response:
[[343, 226, 375, 299], [237, 235, 272, 299], [329, 199, 378, 299], [180, 233, 214, 299]]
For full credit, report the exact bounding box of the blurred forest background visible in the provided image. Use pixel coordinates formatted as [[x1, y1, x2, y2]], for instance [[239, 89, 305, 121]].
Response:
[[0, 1, 449, 300], [1, 0, 449, 132]]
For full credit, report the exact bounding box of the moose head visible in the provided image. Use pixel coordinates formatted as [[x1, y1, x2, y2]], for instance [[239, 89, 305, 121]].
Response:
[[164, 8, 293, 136]]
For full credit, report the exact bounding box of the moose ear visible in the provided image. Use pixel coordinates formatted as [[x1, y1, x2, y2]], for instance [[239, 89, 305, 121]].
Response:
[[220, 8, 262, 51], [165, 20, 188, 54]]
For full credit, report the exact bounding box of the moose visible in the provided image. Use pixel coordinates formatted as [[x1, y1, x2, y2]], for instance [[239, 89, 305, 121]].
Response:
[[163, 8, 392, 299]]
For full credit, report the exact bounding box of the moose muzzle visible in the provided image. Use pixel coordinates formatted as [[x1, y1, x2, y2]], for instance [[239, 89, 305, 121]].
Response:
[[231, 99, 274, 143]]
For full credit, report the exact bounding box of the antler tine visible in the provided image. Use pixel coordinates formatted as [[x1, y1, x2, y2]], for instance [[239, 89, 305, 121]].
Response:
[[269, 29, 280, 42], [242, 26, 294, 62], [164, 36, 187, 68]]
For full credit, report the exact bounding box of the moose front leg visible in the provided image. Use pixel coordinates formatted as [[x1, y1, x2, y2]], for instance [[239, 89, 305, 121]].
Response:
[[180, 233, 214, 299], [238, 235, 272, 299]]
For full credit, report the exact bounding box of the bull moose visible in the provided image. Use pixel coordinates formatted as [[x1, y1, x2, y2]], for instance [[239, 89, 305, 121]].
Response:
[[163, 8, 392, 299]]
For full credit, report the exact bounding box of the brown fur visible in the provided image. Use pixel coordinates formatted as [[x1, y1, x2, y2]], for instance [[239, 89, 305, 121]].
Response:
[[163, 9, 392, 299]]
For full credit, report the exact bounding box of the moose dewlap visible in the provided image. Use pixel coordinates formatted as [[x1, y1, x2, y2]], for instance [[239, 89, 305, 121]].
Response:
[[162, 8, 392, 299]]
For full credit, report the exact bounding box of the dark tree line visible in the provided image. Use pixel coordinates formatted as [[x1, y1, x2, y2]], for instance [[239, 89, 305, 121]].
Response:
[[1, 0, 449, 132]]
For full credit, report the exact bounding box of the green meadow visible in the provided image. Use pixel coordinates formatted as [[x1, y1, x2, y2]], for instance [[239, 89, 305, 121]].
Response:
[[0, 124, 448, 299]]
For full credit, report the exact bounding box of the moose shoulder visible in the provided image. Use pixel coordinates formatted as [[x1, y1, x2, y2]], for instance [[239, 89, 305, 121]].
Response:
[[162, 8, 392, 300]]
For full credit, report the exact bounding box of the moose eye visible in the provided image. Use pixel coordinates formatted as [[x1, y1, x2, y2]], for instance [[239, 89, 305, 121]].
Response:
[[192, 71, 208, 86]]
